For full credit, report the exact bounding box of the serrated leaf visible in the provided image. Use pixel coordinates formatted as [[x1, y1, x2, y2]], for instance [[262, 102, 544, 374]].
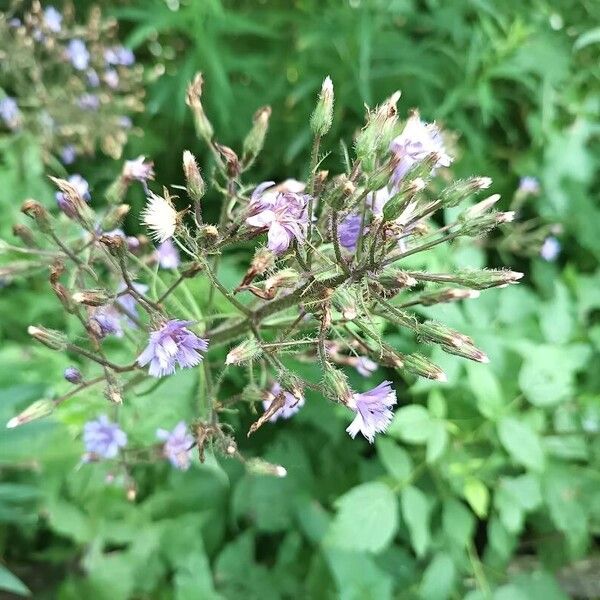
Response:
[[497, 417, 545, 471]]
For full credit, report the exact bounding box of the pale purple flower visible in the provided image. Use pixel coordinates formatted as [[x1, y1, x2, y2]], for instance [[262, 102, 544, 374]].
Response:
[[367, 187, 393, 217], [66, 39, 90, 70], [137, 320, 208, 378], [105, 46, 135, 66], [60, 145, 76, 165], [43, 6, 62, 32], [389, 113, 452, 184], [156, 421, 194, 470], [64, 366, 82, 384], [355, 356, 378, 377], [123, 156, 155, 182], [540, 236, 560, 262], [90, 306, 123, 338], [87, 69, 100, 87], [0, 97, 20, 129], [116, 281, 148, 326], [338, 213, 362, 251], [518, 176, 540, 195], [118, 116, 133, 129], [77, 93, 100, 110], [156, 239, 180, 269], [246, 182, 309, 254], [104, 69, 119, 89], [8, 18, 21, 27], [262, 382, 305, 422], [83, 415, 127, 459], [56, 174, 90, 217], [103, 229, 139, 252], [346, 381, 397, 443]]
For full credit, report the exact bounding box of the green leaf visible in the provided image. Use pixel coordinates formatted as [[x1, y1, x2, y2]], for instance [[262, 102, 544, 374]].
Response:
[[0, 565, 30, 596], [401, 486, 430, 558], [442, 499, 475, 548], [326, 483, 398, 554], [426, 421, 448, 464], [376, 437, 413, 482], [388, 405, 432, 444], [463, 478, 489, 518], [497, 417, 545, 471], [419, 552, 456, 600], [466, 363, 504, 419]]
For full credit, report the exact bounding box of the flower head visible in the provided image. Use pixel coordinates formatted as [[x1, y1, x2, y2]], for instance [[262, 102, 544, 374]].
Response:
[[116, 281, 148, 326], [354, 356, 378, 377], [66, 39, 90, 71], [60, 145, 76, 165], [64, 366, 82, 384], [105, 46, 135, 66], [346, 381, 397, 443], [262, 382, 305, 422], [156, 239, 180, 269], [390, 113, 452, 184], [156, 421, 194, 470], [137, 320, 208, 378], [246, 183, 309, 254], [104, 69, 119, 89], [141, 191, 177, 243], [518, 176, 540, 195], [338, 213, 362, 251], [540, 236, 560, 262], [124, 156, 155, 183], [78, 93, 100, 111], [43, 6, 62, 32], [83, 415, 127, 459], [90, 305, 123, 338], [0, 97, 20, 129], [55, 174, 90, 217]]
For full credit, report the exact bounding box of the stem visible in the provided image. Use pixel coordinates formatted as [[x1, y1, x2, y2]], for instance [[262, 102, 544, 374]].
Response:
[[306, 134, 321, 268], [331, 209, 348, 274], [201, 257, 251, 316]]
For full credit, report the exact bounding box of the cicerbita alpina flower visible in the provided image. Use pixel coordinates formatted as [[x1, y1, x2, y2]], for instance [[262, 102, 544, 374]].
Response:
[[90, 305, 123, 338], [43, 6, 62, 32], [116, 281, 148, 326], [0, 97, 20, 129], [55, 174, 91, 217], [262, 382, 305, 422], [338, 213, 362, 251], [64, 366, 82, 384], [156, 239, 181, 269], [246, 183, 309, 254], [367, 187, 393, 217], [518, 176, 540, 195], [87, 69, 100, 87], [60, 145, 76, 165], [77, 93, 100, 111], [104, 69, 119, 89], [389, 113, 452, 184], [540, 236, 560, 261], [137, 320, 209, 378], [141, 191, 177, 243], [354, 356, 378, 377], [156, 421, 194, 470], [83, 415, 127, 459], [105, 46, 135, 66], [124, 156, 155, 183], [346, 381, 397, 443], [66, 39, 90, 71]]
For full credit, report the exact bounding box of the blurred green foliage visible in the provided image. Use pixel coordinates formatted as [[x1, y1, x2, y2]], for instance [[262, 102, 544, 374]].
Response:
[[1, 0, 600, 598]]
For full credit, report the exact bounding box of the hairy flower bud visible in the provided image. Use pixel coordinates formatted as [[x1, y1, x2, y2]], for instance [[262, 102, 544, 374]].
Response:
[[310, 76, 334, 136], [322, 364, 352, 404], [403, 353, 447, 381], [72, 289, 112, 307], [186, 73, 214, 141], [324, 174, 355, 209], [102, 204, 130, 230], [199, 224, 220, 247], [243, 105, 271, 163], [182, 149, 205, 207], [237, 247, 275, 289], [418, 287, 480, 306], [225, 338, 262, 365], [377, 269, 418, 289], [21, 199, 52, 233], [440, 177, 493, 208], [332, 287, 359, 321], [215, 143, 240, 178], [64, 366, 83, 384], [417, 321, 472, 348], [49, 177, 93, 228], [355, 91, 401, 161], [441, 342, 489, 364], [98, 233, 127, 258], [27, 325, 67, 351], [12, 224, 39, 248], [246, 457, 287, 478], [6, 399, 54, 429]]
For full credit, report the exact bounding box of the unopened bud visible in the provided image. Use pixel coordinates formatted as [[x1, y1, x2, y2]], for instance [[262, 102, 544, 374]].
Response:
[[243, 105, 271, 163], [72, 289, 111, 307], [98, 233, 127, 258], [225, 338, 262, 365], [102, 204, 130, 231], [403, 353, 447, 381], [417, 321, 472, 349], [322, 364, 352, 404], [238, 247, 275, 289], [6, 399, 54, 429], [21, 199, 52, 233], [183, 150, 205, 203], [464, 194, 501, 219], [441, 342, 489, 364], [215, 144, 240, 178], [49, 177, 93, 227], [440, 177, 494, 208], [325, 174, 355, 209], [27, 325, 67, 351], [12, 224, 39, 248], [105, 382, 123, 405], [418, 287, 480, 306], [199, 224, 219, 247], [186, 73, 214, 141], [378, 269, 418, 289], [332, 287, 358, 321], [310, 76, 334, 136], [264, 268, 299, 295], [64, 366, 83, 384], [246, 457, 287, 478]]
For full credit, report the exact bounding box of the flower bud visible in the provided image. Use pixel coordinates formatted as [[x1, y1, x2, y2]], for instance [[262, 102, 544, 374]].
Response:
[[243, 105, 271, 163], [49, 177, 93, 228], [12, 224, 39, 248], [186, 73, 214, 141], [237, 247, 275, 289], [310, 76, 334, 136], [73, 289, 112, 307], [199, 224, 220, 247], [6, 399, 54, 429], [264, 268, 300, 295], [322, 364, 352, 404], [377, 269, 418, 289], [324, 174, 355, 209], [441, 342, 489, 364], [225, 338, 262, 365], [104, 375, 123, 404], [382, 178, 425, 222], [440, 177, 493, 208], [418, 287, 480, 306], [21, 199, 52, 233], [102, 204, 130, 231], [403, 353, 447, 381], [98, 233, 127, 258], [417, 321, 472, 348], [64, 366, 83, 384], [215, 143, 240, 178], [246, 457, 287, 478], [27, 325, 67, 351], [355, 91, 401, 161], [276, 372, 304, 405], [463, 194, 501, 219], [332, 287, 358, 321], [105, 177, 129, 205]]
